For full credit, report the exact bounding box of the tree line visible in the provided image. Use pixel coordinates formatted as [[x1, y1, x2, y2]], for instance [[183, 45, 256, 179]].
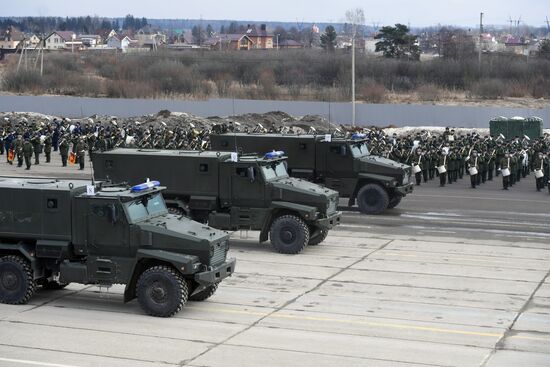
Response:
[[0, 15, 147, 35]]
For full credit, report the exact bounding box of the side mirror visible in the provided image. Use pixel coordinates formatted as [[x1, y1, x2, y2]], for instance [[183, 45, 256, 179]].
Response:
[[108, 204, 118, 224], [247, 166, 256, 183], [340, 145, 347, 156]]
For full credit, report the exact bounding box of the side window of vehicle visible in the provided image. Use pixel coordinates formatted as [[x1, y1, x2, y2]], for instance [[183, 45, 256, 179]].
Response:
[[235, 167, 248, 177], [329, 145, 341, 154]]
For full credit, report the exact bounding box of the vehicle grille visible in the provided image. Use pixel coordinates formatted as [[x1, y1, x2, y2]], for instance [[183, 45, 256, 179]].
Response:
[[328, 196, 338, 214], [402, 169, 411, 185], [210, 240, 228, 266]]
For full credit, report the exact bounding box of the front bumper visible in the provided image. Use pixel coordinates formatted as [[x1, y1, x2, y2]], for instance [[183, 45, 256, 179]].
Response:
[[195, 258, 236, 286], [395, 183, 414, 196], [315, 211, 342, 230]]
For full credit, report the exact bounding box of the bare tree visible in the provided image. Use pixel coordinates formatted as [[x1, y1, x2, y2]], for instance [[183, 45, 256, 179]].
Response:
[[345, 8, 365, 37], [345, 7, 365, 127]]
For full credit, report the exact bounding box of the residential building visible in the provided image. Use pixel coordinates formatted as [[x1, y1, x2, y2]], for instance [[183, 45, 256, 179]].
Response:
[[0, 26, 24, 49], [44, 31, 76, 50], [245, 24, 273, 49], [78, 34, 102, 47], [204, 34, 254, 50], [106, 34, 137, 51], [24, 34, 41, 48], [135, 26, 167, 47]]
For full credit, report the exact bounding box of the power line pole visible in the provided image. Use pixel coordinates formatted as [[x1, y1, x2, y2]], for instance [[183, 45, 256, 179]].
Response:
[[478, 12, 483, 71], [352, 35, 356, 127]]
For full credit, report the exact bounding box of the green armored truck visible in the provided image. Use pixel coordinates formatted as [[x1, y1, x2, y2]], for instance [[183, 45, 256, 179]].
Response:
[[210, 133, 413, 214], [0, 177, 235, 317], [93, 149, 341, 254]]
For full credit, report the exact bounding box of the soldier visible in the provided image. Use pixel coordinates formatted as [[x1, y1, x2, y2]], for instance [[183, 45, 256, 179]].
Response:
[[500, 152, 512, 190], [13, 135, 24, 167], [437, 149, 448, 187], [76, 137, 88, 170], [533, 152, 545, 192], [44, 133, 52, 163], [31, 133, 42, 165], [466, 150, 480, 189], [410, 149, 424, 186], [0, 128, 5, 155], [59, 135, 70, 167], [22, 137, 33, 170]]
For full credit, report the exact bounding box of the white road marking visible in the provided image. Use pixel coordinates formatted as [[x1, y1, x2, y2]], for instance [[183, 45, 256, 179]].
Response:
[[0, 358, 80, 367]]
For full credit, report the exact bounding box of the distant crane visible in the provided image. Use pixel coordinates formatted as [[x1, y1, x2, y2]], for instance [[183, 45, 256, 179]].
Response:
[[546, 16, 550, 34]]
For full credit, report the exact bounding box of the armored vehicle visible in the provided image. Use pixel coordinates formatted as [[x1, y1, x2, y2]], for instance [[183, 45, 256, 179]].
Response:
[[210, 133, 413, 215], [0, 177, 235, 317], [93, 149, 341, 254]]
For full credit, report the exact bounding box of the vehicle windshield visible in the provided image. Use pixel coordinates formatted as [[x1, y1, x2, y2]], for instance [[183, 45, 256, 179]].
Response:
[[350, 142, 370, 158], [124, 193, 168, 223], [261, 161, 289, 181]]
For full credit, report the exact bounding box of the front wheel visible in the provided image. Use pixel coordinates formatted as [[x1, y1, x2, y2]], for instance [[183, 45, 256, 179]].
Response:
[[357, 184, 389, 215], [308, 228, 328, 246], [270, 215, 310, 254], [0, 255, 36, 305], [387, 195, 403, 209], [189, 282, 219, 302], [136, 265, 188, 317]]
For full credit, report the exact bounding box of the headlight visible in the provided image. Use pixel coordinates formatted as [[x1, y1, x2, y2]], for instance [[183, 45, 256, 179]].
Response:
[[402, 172, 410, 185]]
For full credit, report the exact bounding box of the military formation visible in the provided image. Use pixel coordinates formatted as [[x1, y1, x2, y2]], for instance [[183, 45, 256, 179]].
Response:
[[364, 127, 550, 192], [1, 117, 549, 192]]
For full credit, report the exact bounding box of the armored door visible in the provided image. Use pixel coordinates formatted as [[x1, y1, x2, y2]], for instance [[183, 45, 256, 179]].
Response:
[[86, 199, 130, 283]]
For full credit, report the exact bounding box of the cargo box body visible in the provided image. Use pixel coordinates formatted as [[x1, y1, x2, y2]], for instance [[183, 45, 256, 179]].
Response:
[[0, 178, 88, 241], [93, 149, 231, 198], [489, 116, 543, 140]]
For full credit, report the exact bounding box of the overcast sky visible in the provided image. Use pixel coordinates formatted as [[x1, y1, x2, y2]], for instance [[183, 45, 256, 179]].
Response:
[[3, 0, 549, 27]]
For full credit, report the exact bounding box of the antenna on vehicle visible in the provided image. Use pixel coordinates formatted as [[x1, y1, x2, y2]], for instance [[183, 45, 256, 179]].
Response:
[[90, 154, 95, 186]]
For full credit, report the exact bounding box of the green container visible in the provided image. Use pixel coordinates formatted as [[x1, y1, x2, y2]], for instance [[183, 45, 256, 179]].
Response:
[[489, 116, 543, 140]]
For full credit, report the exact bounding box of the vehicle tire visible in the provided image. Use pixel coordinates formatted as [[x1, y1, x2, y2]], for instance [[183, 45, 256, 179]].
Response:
[[387, 195, 403, 209], [189, 282, 219, 302], [136, 265, 188, 317], [0, 255, 36, 305], [308, 228, 328, 246], [270, 215, 310, 254], [42, 280, 69, 290], [357, 184, 389, 215]]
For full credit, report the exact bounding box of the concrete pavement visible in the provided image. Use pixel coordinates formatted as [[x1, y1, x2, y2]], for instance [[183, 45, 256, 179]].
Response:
[[0, 152, 549, 366], [0, 229, 549, 367]]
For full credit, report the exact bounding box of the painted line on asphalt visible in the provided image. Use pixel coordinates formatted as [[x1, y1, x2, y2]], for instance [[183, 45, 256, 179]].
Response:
[[187, 305, 550, 342], [409, 194, 547, 203], [0, 358, 79, 367]]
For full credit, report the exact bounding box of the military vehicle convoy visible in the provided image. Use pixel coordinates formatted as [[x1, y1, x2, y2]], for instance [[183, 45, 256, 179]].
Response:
[[93, 149, 341, 254], [210, 133, 413, 215], [0, 177, 235, 317]]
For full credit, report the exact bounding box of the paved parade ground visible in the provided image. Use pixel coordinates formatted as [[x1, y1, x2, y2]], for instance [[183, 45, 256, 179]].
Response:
[[1, 154, 549, 366]]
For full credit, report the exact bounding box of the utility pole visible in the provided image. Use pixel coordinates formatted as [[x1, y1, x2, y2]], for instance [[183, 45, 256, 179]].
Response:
[[352, 35, 356, 127], [478, 12, 483, 71]]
